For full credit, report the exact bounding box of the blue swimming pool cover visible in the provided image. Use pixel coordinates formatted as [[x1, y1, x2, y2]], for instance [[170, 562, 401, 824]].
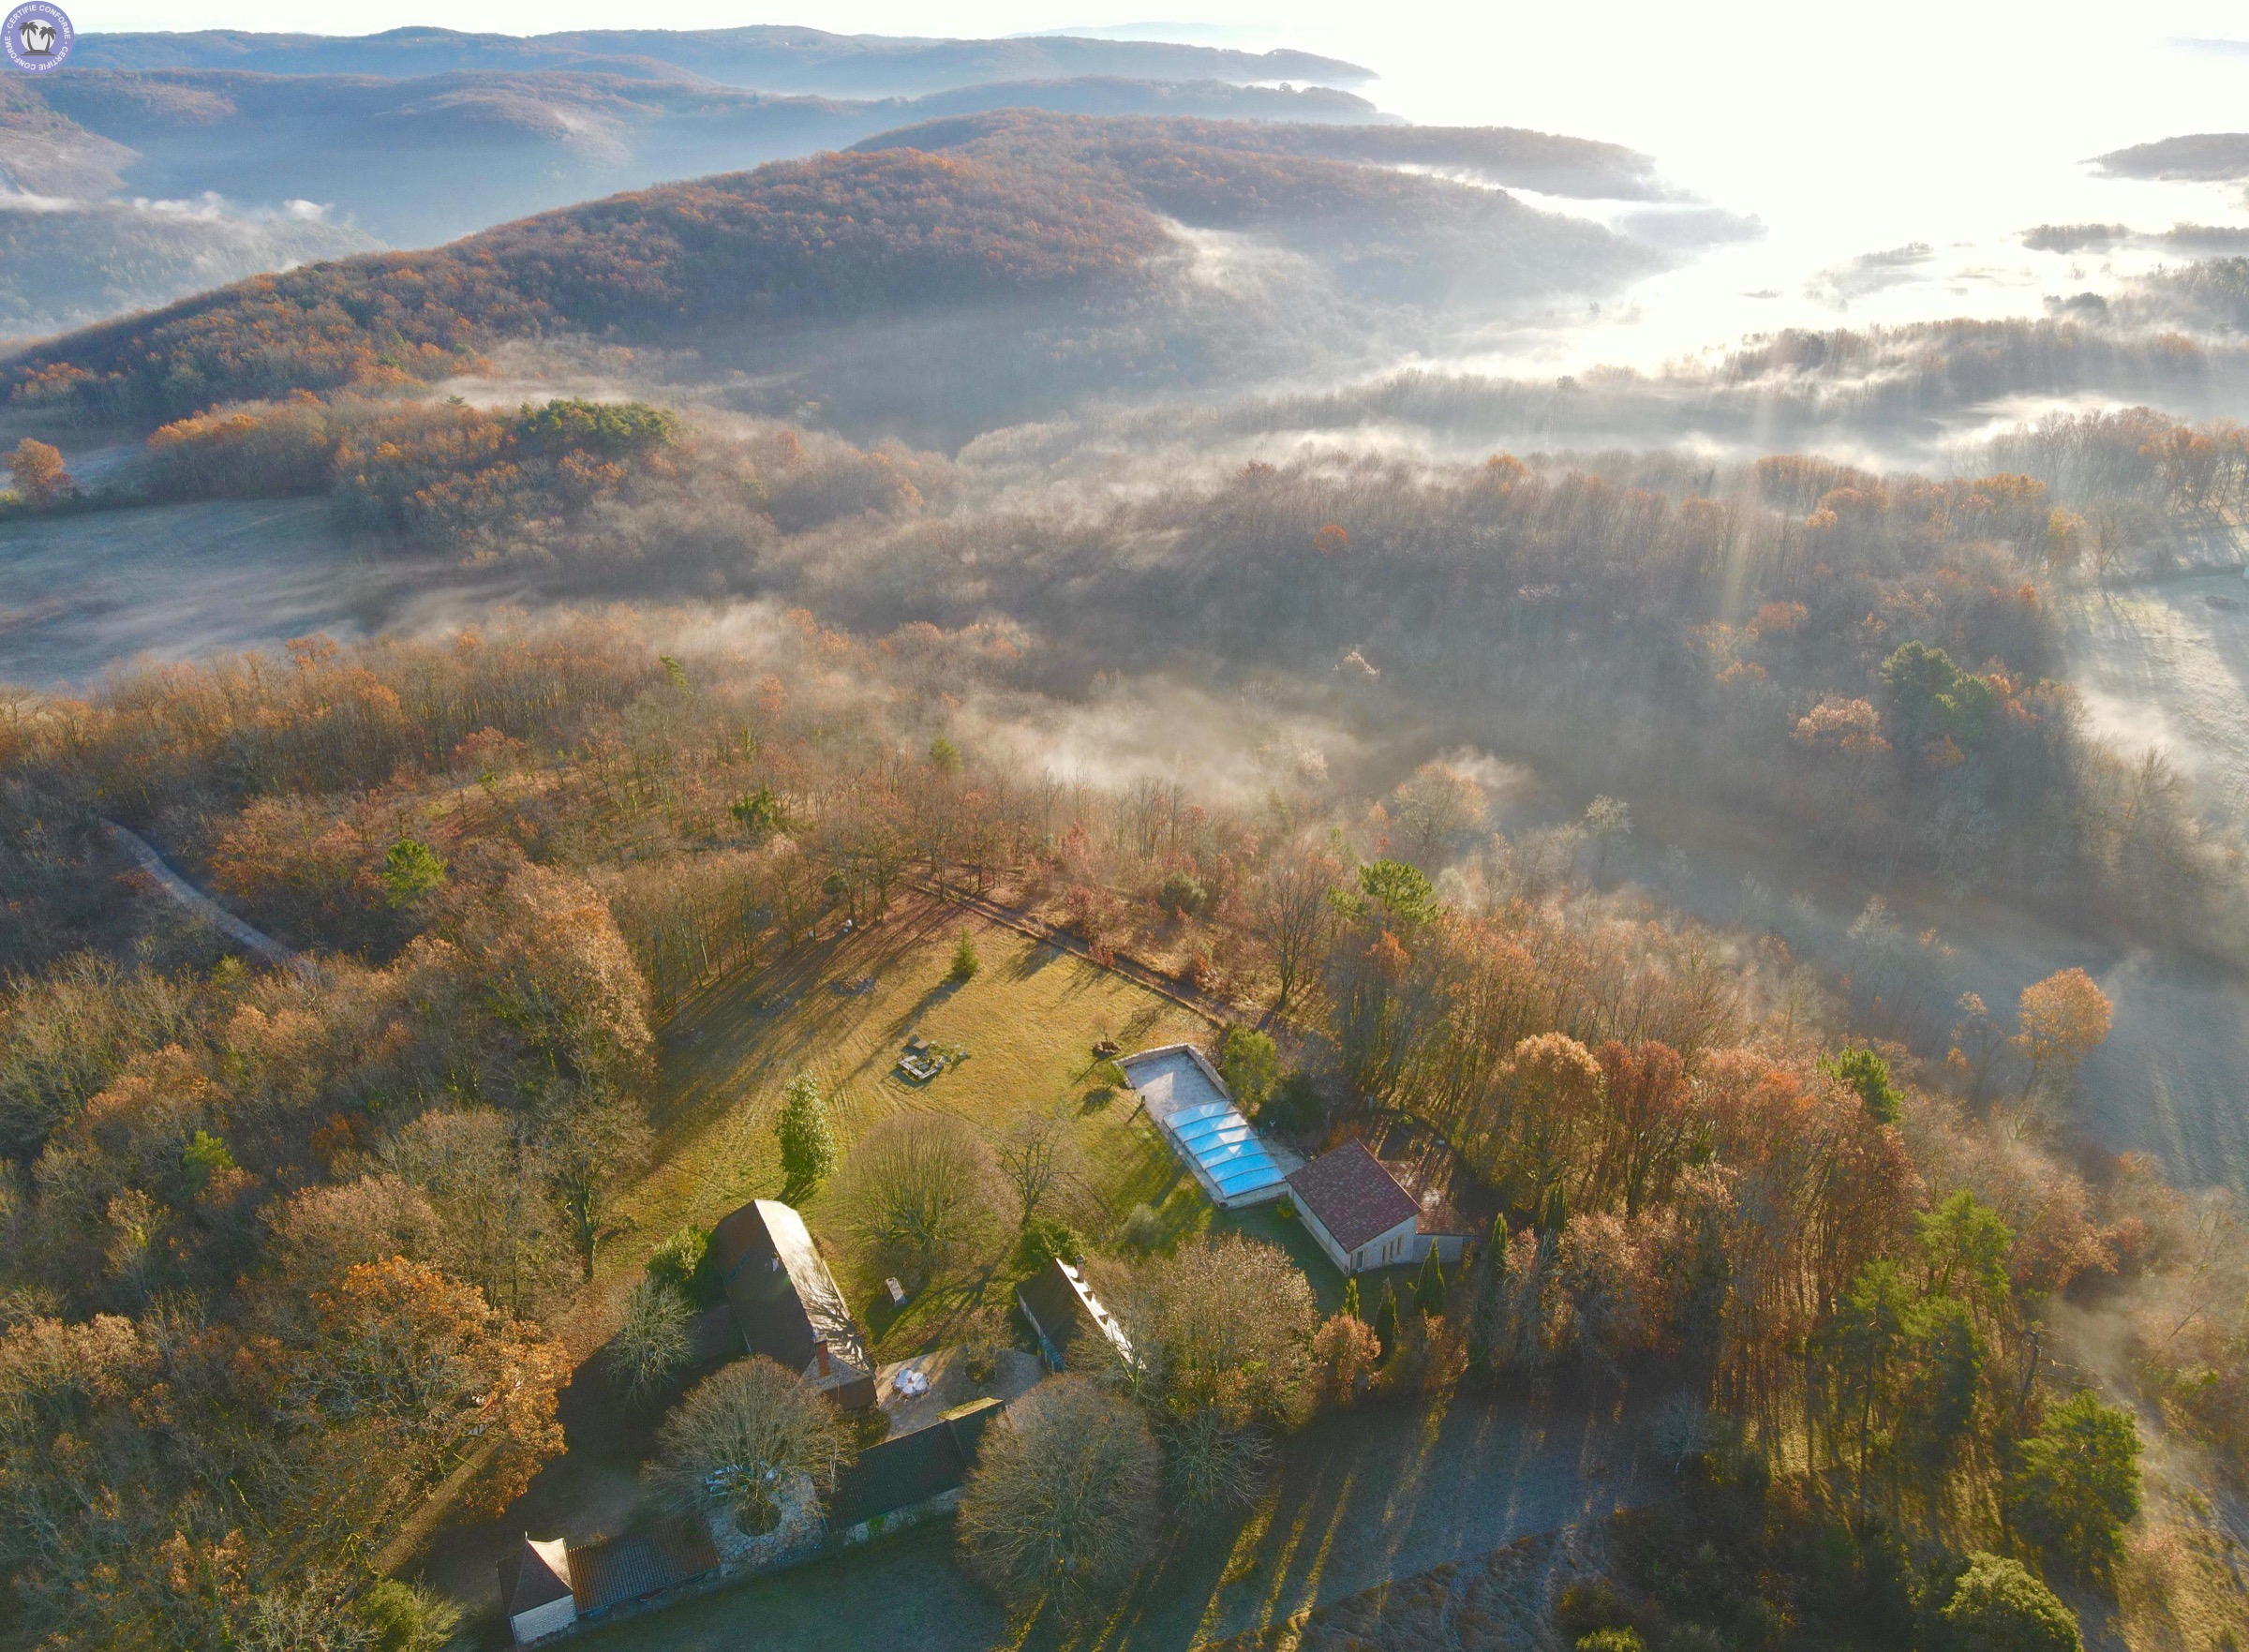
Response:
[[1169, 1099, 1285, 1198]]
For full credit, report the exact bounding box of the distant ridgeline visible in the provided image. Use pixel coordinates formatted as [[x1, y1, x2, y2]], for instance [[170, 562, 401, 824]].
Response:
[[59, 23, 1377, 95], [0, 22, 1671, 363], [2092, 131, 2249, 183], [0, 67, 1396, 248], [1, 112, 1661, 424]]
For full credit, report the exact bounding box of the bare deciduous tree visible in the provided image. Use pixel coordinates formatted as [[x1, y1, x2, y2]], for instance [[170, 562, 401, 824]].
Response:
[[1118, 1233, 1316, 1426], [266, 1174, 443, 1288], [651, 1356, 849, 1534], [608, 1279, 692, 1400], [957, 1376, 1158, 1610], [540, 1082, 653, 1279], [836, 1112, 999, 1281], [993, 1113, 1080, 1230], [383, 1108, 572, 1319], [1391, 763, 1486, 870], [1250, 844, 1338, 1010], [1154, 1405, 1272, 1511]]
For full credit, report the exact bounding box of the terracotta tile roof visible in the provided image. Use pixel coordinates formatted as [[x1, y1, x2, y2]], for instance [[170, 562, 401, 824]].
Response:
[[569, 1522, 721, 1615], [1287, 1140, 1420, 1253]]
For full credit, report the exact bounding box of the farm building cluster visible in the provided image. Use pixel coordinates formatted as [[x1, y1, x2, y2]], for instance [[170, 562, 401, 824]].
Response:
[[501, 1039, 1467, 1645]]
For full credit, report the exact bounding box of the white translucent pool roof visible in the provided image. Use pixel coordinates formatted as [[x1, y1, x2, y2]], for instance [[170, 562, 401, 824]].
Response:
[[1124, 1049, 1287, 1199]]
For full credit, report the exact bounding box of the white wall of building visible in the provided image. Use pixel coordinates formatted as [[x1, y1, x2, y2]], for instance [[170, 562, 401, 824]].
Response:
[[1406, 1231, 1468, 1266], [509, 1595, 578, 1646], [1297, 1199, 1418, 1275]]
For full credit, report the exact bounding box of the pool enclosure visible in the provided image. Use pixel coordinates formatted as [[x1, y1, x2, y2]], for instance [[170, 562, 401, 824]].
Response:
[[1118, 1044, 1291, 1208]]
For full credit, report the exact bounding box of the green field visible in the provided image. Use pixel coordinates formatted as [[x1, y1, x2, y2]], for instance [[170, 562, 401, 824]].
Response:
[[606, 893, 1304, 1354], [423, 894, 1378, 1625]]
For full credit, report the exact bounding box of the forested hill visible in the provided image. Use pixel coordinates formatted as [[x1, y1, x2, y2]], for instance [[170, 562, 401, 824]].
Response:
[[4, 115, 1652, 426], [68, 24, 1373, 95], [853, 111, 1666, 201], [1, 68, 1388, 247], [2, 148, 1165, 420]]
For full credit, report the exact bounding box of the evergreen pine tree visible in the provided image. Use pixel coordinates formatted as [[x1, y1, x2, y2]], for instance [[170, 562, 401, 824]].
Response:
[[775, 1072, 837, 1194], [1339, 1275, 1362, 1321], [381, 836, 447, 906]]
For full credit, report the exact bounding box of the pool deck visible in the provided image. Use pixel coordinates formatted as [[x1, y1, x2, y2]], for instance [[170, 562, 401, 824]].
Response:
[[1121, 1043, 1300, 1207]]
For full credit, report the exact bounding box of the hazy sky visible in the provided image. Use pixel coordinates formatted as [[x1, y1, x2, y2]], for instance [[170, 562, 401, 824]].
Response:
[[77, 0, 2249, 172]]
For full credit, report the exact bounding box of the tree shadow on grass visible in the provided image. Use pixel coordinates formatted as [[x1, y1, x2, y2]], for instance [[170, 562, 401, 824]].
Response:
[[882, 974, 969, 1047], [858, 1252, 1011, 1358], [1120, 1003, 1171, 1047], [1070, 1386, 1644, 1652]]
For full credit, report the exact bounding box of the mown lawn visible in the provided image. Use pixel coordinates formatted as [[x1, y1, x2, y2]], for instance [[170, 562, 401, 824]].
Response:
[[604, 893, 1220, 1356]]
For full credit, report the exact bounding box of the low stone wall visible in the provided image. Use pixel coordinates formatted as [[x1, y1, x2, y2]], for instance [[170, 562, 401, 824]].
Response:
[[832, 1484, 966, 1549], [706, 1475, 825, 1571]]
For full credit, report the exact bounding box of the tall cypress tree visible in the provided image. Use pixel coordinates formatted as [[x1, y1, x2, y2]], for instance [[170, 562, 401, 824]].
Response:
[[1415, 1249, 1448, 1317], [1372, 1282, 1400, 1357]]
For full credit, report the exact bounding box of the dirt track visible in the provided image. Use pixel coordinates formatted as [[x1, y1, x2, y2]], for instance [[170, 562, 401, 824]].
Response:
[[101, 819, 314, 980]]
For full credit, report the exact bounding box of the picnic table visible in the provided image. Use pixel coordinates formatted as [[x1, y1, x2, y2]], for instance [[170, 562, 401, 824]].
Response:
[[895, 1034, 968, 1082]]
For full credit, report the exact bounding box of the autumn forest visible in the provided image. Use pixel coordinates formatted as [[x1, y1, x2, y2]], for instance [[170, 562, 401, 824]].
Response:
[[3, 19, 2249, 1652]]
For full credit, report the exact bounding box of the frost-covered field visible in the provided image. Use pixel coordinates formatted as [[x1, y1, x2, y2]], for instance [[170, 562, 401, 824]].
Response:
[[2048, 578, 2249, 1189], [0, 499, 434, 690], [2064, 574, 2249, 824]]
